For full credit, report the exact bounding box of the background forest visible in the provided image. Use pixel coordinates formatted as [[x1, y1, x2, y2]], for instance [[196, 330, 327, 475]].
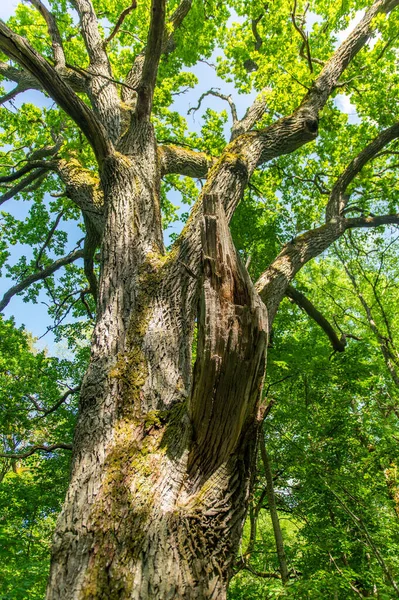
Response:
[[1, 0, 399, 598]]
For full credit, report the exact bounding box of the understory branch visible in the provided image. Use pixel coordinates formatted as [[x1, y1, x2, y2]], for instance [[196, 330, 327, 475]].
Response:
[[0, 443, 72, 459], [286, 285, 346, 352]]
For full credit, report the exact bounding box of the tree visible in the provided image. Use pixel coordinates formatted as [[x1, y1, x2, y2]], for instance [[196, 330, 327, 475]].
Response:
[[1, 0, 399, 597]]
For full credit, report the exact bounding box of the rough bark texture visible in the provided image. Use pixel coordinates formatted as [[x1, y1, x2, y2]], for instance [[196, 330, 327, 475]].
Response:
[[46, 165, 268, 598]]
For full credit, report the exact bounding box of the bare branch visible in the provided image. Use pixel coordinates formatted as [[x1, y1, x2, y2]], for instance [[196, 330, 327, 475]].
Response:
[[105, 1, 137, 45], [0, 248, 85, 312], [188, 88, 238, 124], [27, 0, 66, 68], [35, 210, 64, 269], [291, 0, 313, 73], [0, 443, 72, 459], [286, 285, 346, 352]]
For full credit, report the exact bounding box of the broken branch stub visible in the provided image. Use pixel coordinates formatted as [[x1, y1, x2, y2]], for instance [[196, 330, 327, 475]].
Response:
[[188, 194, 268, 487]]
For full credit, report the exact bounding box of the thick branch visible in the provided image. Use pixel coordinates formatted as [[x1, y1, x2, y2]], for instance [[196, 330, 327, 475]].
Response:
[[326, 122, 399, 220], [123, 0, 192, 102], [0, 20, 112, 163], [135, 0, 166, 119], [0, 248, 84, 312], [0, 443, 72, 459], [255, 214, 399, 322], [72, 0, 109, 68], [56, 158, 104, 236], [70, 0, 122, 140], [230, 88, 271, 140], [286, 285, 346, 352], [300, 0, 399, 115], [158, 144, 215, 177]]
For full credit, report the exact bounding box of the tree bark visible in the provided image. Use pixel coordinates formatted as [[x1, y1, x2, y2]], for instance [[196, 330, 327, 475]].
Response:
[[46, 129, 268, 598]]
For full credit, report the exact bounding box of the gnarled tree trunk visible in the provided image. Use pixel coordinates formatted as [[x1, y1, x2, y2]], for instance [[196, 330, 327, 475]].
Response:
[[46, 125, 268, 599]]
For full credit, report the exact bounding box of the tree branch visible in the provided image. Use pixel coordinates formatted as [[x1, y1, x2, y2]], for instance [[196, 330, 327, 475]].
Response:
[[27, 0, 66, 68], [291, 0, 313, 73], [135, 0, 166, 119], [260, 427, 290, 584], [337, 251, 399, 387], [40, 386, 81, 418], [0, 248, 85, 312], [158, 144, 215, 177], [0, 443, 72, 459], [300, 0, 399, 115], [255, 214, 399, 322], [0, 167, 50, 205], [0, 82, 29, 105], [0, 58, 86, 95], [105, 1, 137, 45], [188, 88, 238, 124], [123, 0, 193, 102], [35, 210, 65, 269], [286, 285, 346, 352], [230, 88, 271, 140]]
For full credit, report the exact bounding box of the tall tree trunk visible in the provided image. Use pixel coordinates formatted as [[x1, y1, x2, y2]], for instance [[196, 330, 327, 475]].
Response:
[[46, 131, 268, 598]]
